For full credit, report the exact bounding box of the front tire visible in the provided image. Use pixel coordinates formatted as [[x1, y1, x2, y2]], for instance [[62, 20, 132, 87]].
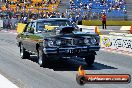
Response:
[[37, 49, 48, 67], [20, 44, 30, 59], [84, 54, 95, 66]]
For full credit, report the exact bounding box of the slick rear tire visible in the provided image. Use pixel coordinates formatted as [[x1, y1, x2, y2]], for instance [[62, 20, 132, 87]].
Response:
[[20, 44, 30, 59], [85, 54, 95, 66], [37, 49, 48, 67]]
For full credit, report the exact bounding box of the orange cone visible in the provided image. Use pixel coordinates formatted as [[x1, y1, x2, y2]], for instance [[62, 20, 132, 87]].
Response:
[[130, 25, 132, 34], [95, 26, 101, 35]]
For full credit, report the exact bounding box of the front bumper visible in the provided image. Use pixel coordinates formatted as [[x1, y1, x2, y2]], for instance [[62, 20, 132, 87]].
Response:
[[43, 46, 100, 55]]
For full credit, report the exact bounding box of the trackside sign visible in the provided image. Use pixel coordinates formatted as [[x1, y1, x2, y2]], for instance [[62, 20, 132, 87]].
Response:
[[100, 34, 132, 52]]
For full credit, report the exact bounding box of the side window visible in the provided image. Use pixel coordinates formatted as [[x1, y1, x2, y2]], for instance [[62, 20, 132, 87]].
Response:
[[36, 22, 45, 32], [26, 22, 35, 34], [31, 22, 36, 31], [30, 22, 36, 34], [27, 22, 32, 32]]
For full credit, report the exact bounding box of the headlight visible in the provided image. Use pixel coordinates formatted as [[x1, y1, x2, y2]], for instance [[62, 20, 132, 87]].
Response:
[[84, 38, 90, 44], [56, 40, 61, 46], [90, 38, 97, 44], [47, 40, 54, 47]]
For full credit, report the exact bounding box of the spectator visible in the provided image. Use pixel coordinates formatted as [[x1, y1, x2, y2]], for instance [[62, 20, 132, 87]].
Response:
[[101, 13, 107, 29], [66, 0, 126, 20], [76, 13, 83, 25], [60, 13, 65, 18], [23, 16, 28, 23], [11, 15, 17, 29]]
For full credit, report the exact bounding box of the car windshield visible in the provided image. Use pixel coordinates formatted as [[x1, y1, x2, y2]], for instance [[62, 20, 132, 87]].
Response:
[[36, 20, 74, 32]]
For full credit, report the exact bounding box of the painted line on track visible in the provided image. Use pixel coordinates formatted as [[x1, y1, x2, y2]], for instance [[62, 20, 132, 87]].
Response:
[[101, 47, 132, 56], [0, 30, 17, 35], [0, 74, 18, 88]]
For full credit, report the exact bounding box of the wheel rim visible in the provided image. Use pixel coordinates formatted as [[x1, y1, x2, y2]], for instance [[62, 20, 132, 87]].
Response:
[[20, 46, 23, 57], [38, 51, 43, 65]]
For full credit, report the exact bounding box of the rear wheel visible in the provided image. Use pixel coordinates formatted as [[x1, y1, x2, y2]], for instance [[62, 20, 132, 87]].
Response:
[[37, 49, 48, 67], [20, 44, 30, 59], [84, 54, 95, 66]]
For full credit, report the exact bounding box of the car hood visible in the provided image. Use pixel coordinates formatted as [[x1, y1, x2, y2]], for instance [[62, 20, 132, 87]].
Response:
[[42, 31, 98, 39]]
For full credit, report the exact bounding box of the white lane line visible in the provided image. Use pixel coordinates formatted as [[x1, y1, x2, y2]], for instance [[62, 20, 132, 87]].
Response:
[[0, 74, 18, 88], [9, 32, 17, 35], [1, 30, 17, 35], [101, 48, 132, 56], [1, 30, 8, 32], [14, 33, 17, 35]]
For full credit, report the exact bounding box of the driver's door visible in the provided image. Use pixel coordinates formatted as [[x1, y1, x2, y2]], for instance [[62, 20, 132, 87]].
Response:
[[27, 22, 39, 52], [22, 22, 33, 51]]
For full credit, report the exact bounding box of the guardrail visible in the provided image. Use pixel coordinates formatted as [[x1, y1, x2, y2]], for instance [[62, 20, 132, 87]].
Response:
[[0, 19, 19, 29]]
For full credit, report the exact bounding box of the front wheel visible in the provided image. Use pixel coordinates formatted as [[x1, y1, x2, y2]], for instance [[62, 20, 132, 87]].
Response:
[[37, 50, 48, 67], [84, 54, 95, 66]]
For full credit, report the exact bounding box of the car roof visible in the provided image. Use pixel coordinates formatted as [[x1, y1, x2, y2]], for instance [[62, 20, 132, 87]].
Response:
[[32, 18, 70, 22]]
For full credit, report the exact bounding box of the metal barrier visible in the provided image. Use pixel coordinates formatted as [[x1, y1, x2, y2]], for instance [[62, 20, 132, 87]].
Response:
[[0, 20, 3, 28], [1, 18, 19, 30], [10, 18, 19, 30]]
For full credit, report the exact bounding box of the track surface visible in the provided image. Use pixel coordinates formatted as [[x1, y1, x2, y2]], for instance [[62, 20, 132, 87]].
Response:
[[0, 31, 132, 88]]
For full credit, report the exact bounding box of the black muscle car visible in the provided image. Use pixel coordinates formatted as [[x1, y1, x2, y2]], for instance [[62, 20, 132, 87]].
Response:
[[16, 18, 100, 67]]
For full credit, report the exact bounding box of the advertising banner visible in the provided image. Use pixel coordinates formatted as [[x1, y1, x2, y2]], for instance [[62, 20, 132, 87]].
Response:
[[100, 34, 132, 52]]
